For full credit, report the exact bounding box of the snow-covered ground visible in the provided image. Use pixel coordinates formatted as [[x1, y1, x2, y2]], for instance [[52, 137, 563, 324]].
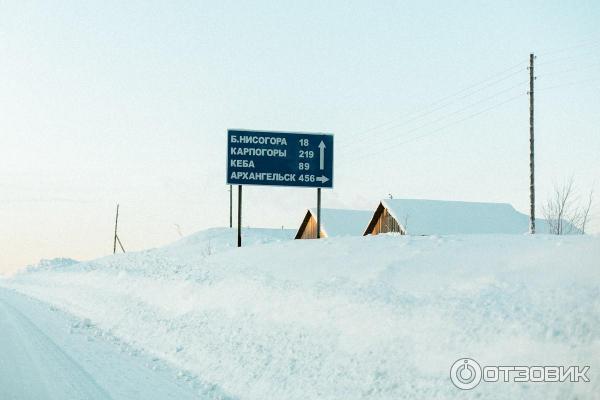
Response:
[[2, 228, 599, 399], [0, 287, 223, 399]]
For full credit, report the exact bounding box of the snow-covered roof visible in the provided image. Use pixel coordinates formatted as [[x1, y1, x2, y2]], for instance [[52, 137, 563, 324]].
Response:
[[373, 199, 545, 235], [305, 208, 373, 237]]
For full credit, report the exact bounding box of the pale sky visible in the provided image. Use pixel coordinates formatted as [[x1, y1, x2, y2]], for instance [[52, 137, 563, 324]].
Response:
[[1, 1, 599, 274]]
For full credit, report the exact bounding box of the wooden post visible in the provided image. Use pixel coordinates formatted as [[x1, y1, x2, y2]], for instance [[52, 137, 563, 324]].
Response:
[[237, 185, 242, 247], [316, 188, 321, 239], [113, 204, 119, 254], [116, 235, 126, 253]]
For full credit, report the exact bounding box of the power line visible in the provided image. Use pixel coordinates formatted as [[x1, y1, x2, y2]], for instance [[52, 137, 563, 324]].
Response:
[[342, 79, 528, 156], [345, 44, 597, 147], [354, 52, 597, 153], [341, 69, 526, 152], [537, 78, 600, 92], [536, 61, 600, 78], [332, 46, 597, 206], [536, 48, 600, 67], [344, 46, 597, 150], [340, 60, 527, 147], [350, 93, 525, 162]]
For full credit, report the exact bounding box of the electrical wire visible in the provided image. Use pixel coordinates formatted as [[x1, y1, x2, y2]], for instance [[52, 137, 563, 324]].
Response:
[[536, 47, 600, 67], [349, 93, 525, 162], [336, 42, 596, 169], [340, 60, 527, 147], [342, 80, 528, 155], [536, 62, 600, 78], [342, 69, 527, 151], [346, 45, 597, 148], [537, 78, 600, 92]]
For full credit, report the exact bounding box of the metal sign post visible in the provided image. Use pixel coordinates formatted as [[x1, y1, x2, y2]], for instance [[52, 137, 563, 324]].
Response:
[[317, 188, 321, 239], [227, 129, 334, 246], [237, 185, 242, 247]]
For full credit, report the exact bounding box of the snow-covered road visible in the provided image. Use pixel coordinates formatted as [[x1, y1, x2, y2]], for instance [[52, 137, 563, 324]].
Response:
[[0, 288, 211, 400]]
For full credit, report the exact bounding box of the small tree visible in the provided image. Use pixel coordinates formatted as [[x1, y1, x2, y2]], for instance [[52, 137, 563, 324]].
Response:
[[580, 189, 594, 234], [542, 177, 594, 235]]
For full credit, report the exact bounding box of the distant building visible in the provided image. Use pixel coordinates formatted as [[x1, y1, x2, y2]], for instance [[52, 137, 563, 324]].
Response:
[[295, 208, 373, 239], [363, 199, 556, 236]]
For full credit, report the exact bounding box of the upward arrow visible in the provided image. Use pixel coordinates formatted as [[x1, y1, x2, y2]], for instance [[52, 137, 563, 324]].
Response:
[[318, 141, 326, 170]]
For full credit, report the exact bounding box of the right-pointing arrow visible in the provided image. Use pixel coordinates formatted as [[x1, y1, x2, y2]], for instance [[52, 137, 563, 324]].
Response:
[[318, 141, 326, 170], [316, 175, 329, 184]]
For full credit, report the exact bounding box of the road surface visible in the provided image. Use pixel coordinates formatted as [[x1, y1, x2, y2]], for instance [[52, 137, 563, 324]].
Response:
[[0, 288, 208, 400]]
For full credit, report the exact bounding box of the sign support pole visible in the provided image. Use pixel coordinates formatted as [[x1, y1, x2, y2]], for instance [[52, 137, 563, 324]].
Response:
[[237, 185, 242, 247], [229, 185, 233, 228], [316, 188, 321, 239]]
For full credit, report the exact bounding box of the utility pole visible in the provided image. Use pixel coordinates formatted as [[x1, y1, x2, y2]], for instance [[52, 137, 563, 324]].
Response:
[[316, 188, 321, 239], [528, 53, 536, 234], [113, 203, 126, 254], [237, 185, 242, 247], [113, 204, 119, 254], [229, 185, 232, 228]]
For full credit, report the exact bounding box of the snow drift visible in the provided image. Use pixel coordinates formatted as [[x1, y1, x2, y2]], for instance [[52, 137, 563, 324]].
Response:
[[3, 227, 599, 399]]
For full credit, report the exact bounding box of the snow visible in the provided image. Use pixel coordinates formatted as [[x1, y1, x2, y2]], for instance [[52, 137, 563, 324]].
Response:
[[0, 288, 220, 399], [2, 228, 599, 399], [380, 198, 566, 235], [167, 226, 295, 251], [305, 208, 372, 237], [24, 257, 79, 272]]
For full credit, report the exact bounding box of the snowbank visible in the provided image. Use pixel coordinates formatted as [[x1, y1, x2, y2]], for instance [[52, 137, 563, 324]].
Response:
[[23, 257, 79, 272], [3, 228, 599, 399]]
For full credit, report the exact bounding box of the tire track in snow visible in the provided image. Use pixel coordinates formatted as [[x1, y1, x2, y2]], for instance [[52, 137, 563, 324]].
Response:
[[0, 294, 113, 400]]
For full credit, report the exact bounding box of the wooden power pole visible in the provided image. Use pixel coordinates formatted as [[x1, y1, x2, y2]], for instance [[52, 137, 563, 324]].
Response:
[[529, 53, 536, 234], [113, 203, 126, 254], [113, 204, 120, 254]]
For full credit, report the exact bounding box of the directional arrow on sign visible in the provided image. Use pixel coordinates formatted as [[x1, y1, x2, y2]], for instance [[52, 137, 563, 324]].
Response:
[[318, 141, 326, 170], [316, 175, 329, 183]]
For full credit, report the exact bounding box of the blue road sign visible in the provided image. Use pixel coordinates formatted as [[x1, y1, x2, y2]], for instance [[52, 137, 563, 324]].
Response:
[[227, 129, 334, 188]]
